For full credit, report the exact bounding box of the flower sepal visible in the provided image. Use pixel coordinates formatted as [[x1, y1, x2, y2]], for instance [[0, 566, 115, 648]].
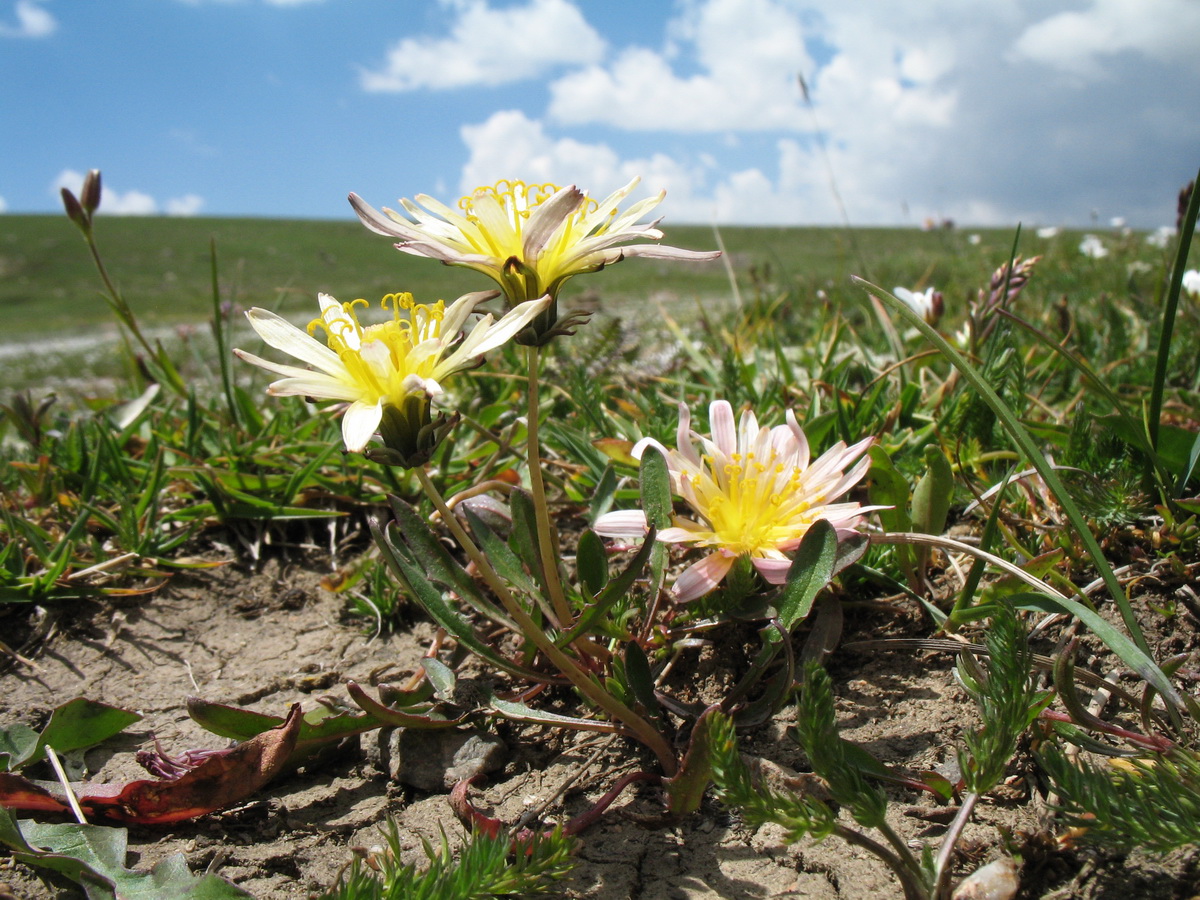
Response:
[[365, 396, 460, 469]]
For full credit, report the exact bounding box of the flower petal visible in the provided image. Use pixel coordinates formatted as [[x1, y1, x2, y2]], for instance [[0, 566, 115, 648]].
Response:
[[592, 509, 649, 538], [243, 307, 344, 374], [672, 552, 736, 602], [340, 400, 383, 452]]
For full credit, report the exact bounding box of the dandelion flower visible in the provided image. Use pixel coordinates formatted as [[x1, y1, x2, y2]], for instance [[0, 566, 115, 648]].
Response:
[[595, 400, 877, 602], [348, 178, 719, 340], [235, 290, 549, 459]]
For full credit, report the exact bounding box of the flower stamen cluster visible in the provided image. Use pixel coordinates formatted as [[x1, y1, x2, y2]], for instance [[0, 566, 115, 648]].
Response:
[[596, 400, 878, 602]]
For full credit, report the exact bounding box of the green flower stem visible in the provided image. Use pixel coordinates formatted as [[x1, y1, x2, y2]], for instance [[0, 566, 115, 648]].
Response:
[[524, 345, 574, 627], [414, 468, 678, 775]]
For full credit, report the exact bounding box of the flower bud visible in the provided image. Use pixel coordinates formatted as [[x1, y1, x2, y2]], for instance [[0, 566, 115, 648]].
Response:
[[61, 187, 88, 230], [81, 169, 102, 215]]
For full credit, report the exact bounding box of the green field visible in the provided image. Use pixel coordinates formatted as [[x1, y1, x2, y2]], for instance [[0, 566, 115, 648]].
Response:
[[2, 211, 1176, 398], [3, 212, 1162, 334]]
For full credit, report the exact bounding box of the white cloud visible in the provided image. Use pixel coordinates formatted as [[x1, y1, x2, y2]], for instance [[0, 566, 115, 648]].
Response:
[[166, 194, 205, 216], [1011, 0, 1200, 78], [0, 0, 56, 38], [549, 0, 812, 131], [52, 169, 201, 217], [534, 0, 1196, 226], [0, 195, 7, 213], [458, 110, 711, 210], [360, 0, 605, 92]]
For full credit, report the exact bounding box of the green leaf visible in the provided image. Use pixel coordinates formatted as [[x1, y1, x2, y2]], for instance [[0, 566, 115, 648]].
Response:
[[0, 699, 140, 772], [507, 488, 545, 587], [1009, 591, 1181, 707], [186, 697, 384, 761], [488, 697, 613, 731], [0, 723, 39, 773], [623, 641, 661, 721], [777, 519, 838, 631], [639, 446, 672, 599], [867, 446, 912, 534], [911, 445, 954, 537], [0, 809, 252, 899], [371, 518, 545, 682], [664, 707, 720, 815], [575, 529, 609, 597], [421, 657, 458, 699], [35, 699, 142, 764]]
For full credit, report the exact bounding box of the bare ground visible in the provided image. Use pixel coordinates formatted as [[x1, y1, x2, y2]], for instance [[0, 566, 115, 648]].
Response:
[[2, 547, 1200, 899]]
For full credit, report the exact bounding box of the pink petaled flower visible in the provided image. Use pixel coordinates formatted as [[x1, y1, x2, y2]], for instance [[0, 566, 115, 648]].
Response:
[[594, 400, 879, 602]]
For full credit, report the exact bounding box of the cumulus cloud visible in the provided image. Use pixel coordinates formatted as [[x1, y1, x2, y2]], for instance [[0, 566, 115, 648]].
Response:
[[166, 194, 205, 216], [459, 110, 711, 210], [52, 169, 203, 217], [549, 0, 812, 131], [0, 0, 56, 38], [1011, 0, 1200, 78], [525, 0, 1196, 226], [360, 0, 605, 92], [458, 109, 821, 225]]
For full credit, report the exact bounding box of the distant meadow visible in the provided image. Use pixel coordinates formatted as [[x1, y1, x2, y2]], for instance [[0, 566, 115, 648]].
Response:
[[0, 213, 1172, 398]]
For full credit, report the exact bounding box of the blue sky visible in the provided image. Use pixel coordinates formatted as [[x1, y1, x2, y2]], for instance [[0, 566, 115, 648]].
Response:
[[2, 0, 1197, 227]]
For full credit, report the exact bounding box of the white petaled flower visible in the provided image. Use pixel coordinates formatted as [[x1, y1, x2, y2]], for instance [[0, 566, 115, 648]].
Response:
[[594, 400, 878, 602], [234, 291, 549, 453], [1182, 269, 1200, 299], [1079, 234, 1109, 259], [1036, 226, 1062, 239], [1146, 226, 1175, 249], [893, 286, 945, 326], [348, 177, 720, 306]]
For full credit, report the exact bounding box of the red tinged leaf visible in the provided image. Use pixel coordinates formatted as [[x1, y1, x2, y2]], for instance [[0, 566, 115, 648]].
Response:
[[0, 704, 303, 825]]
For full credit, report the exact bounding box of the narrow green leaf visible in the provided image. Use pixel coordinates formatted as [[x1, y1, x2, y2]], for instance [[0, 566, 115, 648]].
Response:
[[371, 519, 544, 682], [859, 278, 1161, 675], [1009, 591, 1181, 706]]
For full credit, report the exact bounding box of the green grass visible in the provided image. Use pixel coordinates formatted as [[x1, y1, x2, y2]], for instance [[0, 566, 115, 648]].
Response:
[[3, 212, 1179, 398], [3, 213, 1149, 338]]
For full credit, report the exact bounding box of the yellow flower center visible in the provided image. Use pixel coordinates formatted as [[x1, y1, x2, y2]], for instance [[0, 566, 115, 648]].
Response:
[[309, 293, 445, 404], [688, 450, 814, 556], [458, 180, 603, 257]]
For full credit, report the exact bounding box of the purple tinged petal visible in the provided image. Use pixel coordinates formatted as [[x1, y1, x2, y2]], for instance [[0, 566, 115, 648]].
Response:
[[751, 557, 793, 585], [709, 400, 737, 458], [592, 509, 649, 537], [522, 185, 585, 257], [672, 552, 736, 602]]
